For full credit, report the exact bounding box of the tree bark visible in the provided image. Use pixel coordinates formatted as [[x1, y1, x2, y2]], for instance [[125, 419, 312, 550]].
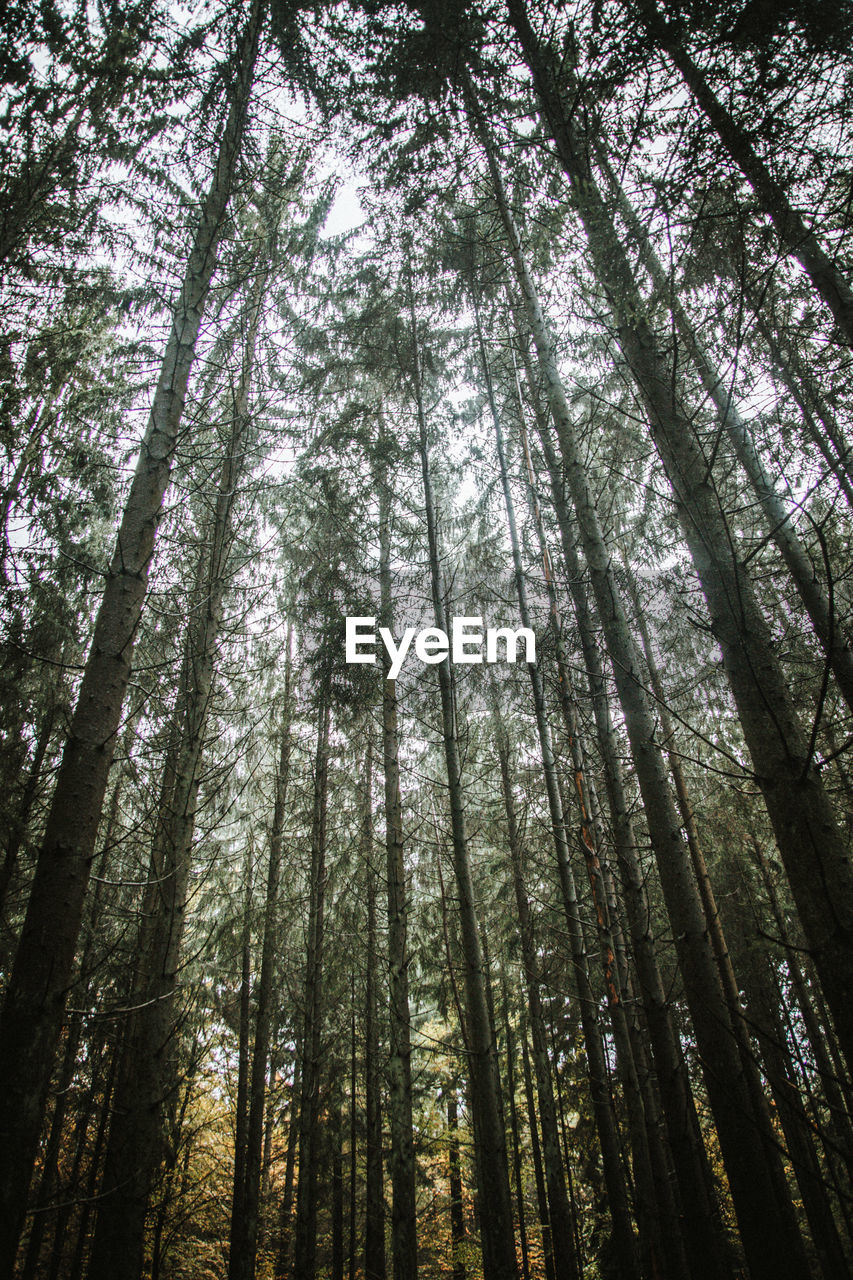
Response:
[[376, 424, 420, 1280], [364, 736, 387, 1280], [471, 50, 812, 1279], [292, 692, 331, 1280], [511, 338, 732, 1280], [495, 735, 578, 1280], [0, 4, 263, 1261], [408, 271, 518, 1280], [633, 0, 853, 345], [595, 143, 853, 714], [233, 630, 293, 1280]]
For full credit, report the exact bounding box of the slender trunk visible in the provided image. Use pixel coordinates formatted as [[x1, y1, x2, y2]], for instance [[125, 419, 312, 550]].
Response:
[[634, 0, 853, 344], [749, 838, 853, 1166], [509, 9, 853, 1086], [66, 1026, 121, 1280], [520, 1032, 557, 1280], [447, 1089, 467, 1280], [364, 737, 387, 1280], [377, 435, 419, 1280], [512, 335, 731, 1280], [229, 841, 255, 1276], [476, 303, 641, 1280], [333, 1097, 345, 1280], [273, 1046, 302, 1280], [471, 56, 811, 1280], [502, 995, 531, 1280], [349, 988, 358, 1280], [293, 692, 331, 1280], [595, 143, 853, 713], [495, 731, 578, 1280], [235, 631, 293, 1280], [744, 290, 853, 502], [408, 273, 518, 1280], [0, 5, 263, 1259]]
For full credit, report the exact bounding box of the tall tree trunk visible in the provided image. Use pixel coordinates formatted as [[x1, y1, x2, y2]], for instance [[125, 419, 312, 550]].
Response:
[[502, 992, 531, 1280], [447, 1089, 467, 1280], [594, 143, 853, 714], [504, 6, 853, 1087], [273, 1044, 302, 1280], [364, 736, 387, 1280], [469, 58, 812, 1280], [0, 4, 263, 1260], [376, 425, 420, 1280], [333, 1094, 346, 1280], [87, 227, 266, 1279], [511, 330, 732, 1280], [475, 300, 644, 1280], [349, 988, 358, 1280], [229, 840, 255, 1275], [292, 691, 331, 1280], [495, 734, 578, 1280], [633, 0, 853, 344], [408, 272, 518, 1280], [520, 1031, 557, 1280], [233, 630, 293, 1280]]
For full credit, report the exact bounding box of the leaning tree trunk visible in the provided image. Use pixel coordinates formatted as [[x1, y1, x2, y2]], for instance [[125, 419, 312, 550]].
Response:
[[88, 367, 259, 1279], [740, 278, 853, 503], [594, 143, 853, 714], [632, 0, 853, 345], [376, 433, 419, 1280], [408, 274, 518, 1280], [0, 3, 263, 1261], [506, 12, 853, 1083], [468, 55, 813, 1280], [90, 212, 269, 1277]]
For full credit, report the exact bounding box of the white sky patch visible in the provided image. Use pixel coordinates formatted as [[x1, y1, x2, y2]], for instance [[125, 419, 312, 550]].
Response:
[[322, 180, 367, 238]]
